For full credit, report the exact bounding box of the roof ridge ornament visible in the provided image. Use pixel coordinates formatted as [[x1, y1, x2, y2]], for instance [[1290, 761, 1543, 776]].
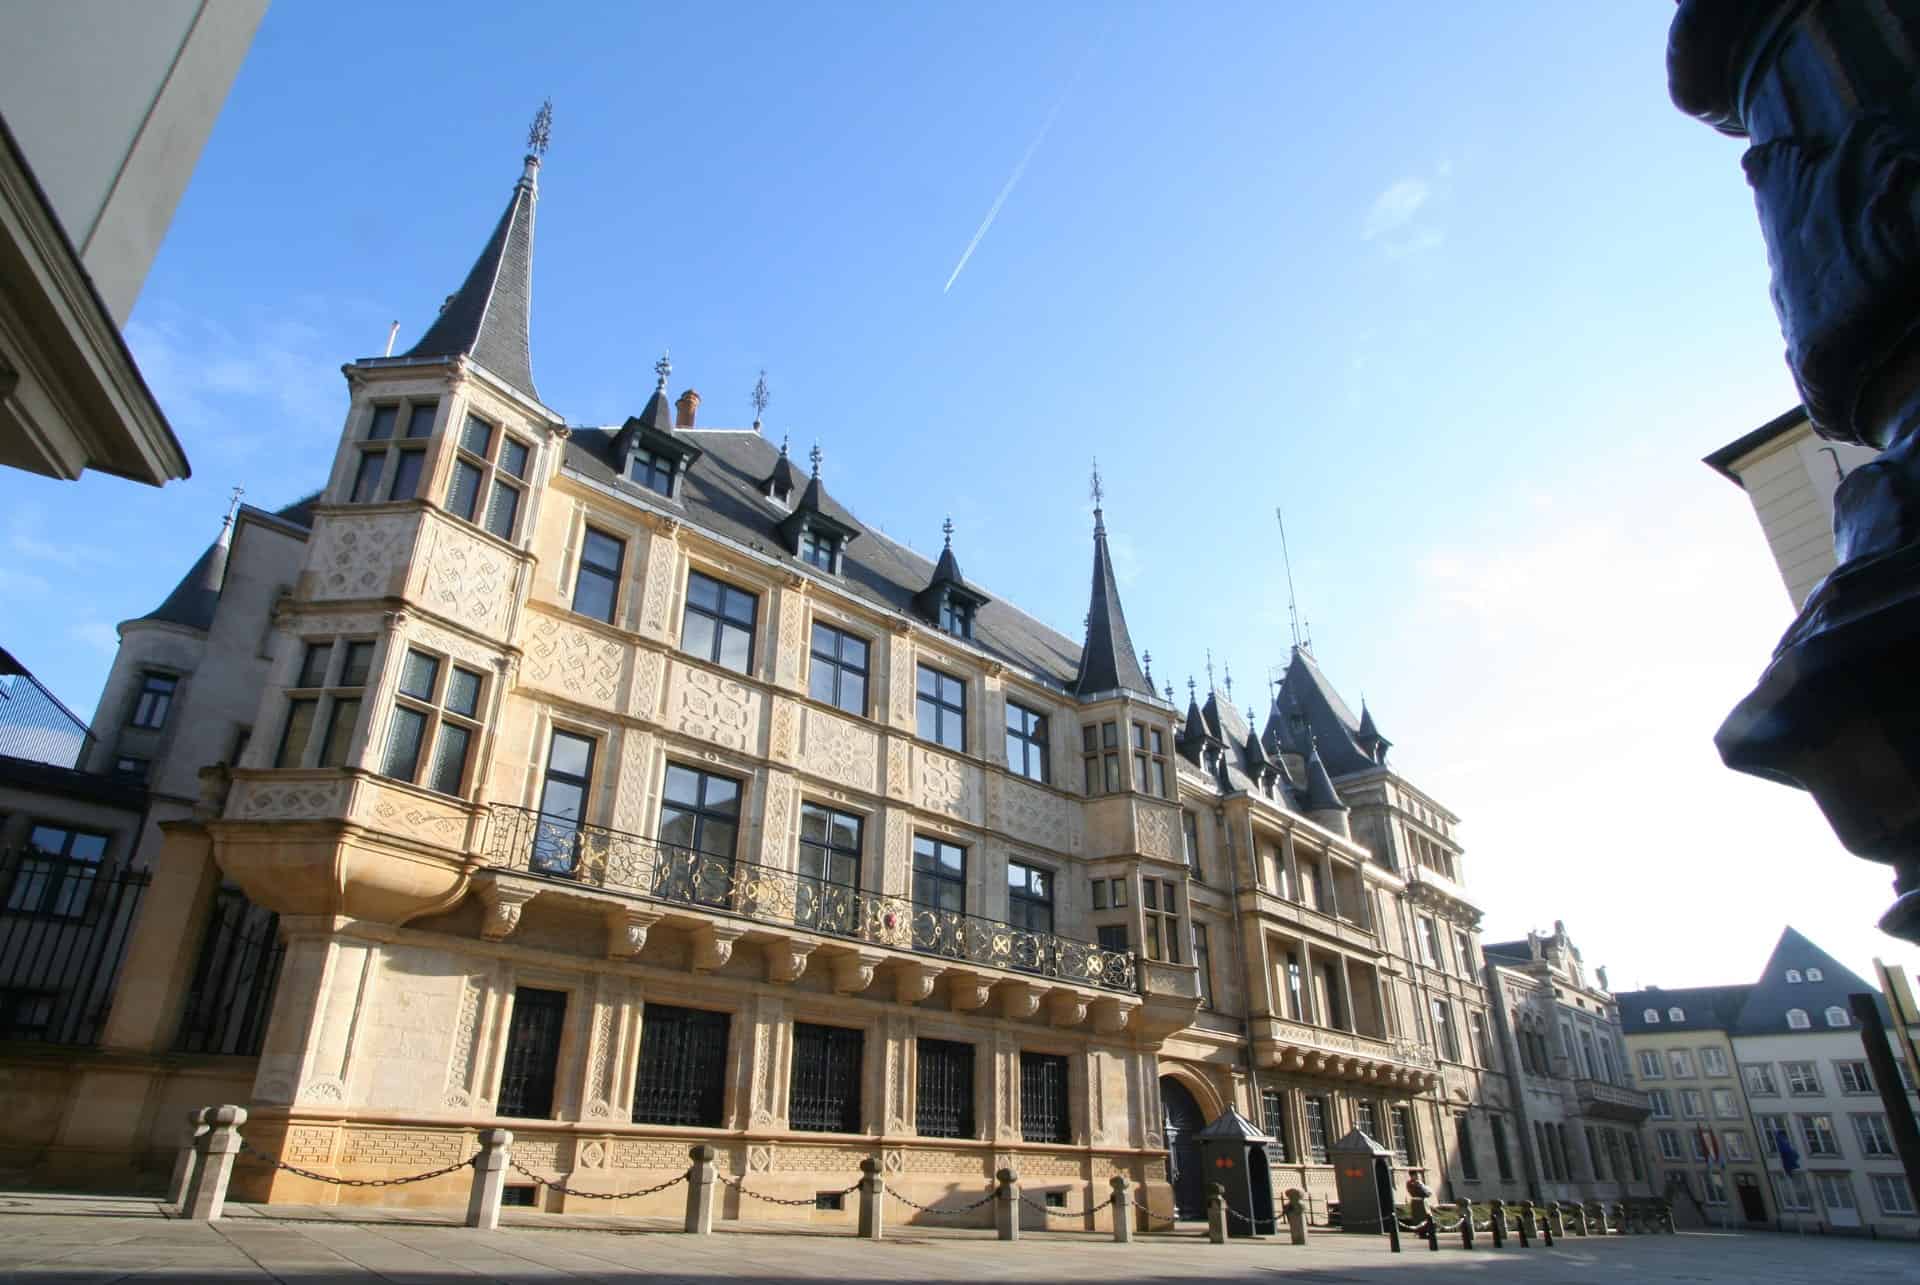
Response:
[[751, 369, 770, 432], [654, 351, 671, 392], [942, 515, 954, 549], [527, 98, 553, 159], [1090, 456, 1106, 532], [809, 442, 822, 479]]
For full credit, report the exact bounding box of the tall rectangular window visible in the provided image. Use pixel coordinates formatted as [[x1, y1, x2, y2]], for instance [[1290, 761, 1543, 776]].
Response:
[[1142, 878, 1180, 963], [1648, 1089, 1672, 1118], [1854, 1113, 1895, 1157], [1262, 1089, 1292, 1162], [631, 1004, 729, 1127], [1006, 861, 1054, 935], [682, 570, 757, 673], [1798, 1113, 1840, 1157], [911, 835, 966, 956], [445, 413, 530, 540], [130, 671, 177, 729], [1680, 1089, 1705, 1118], [1700, 1046, 1729, 1077], [1430, 999, 1460, 1062], [807, 622, 868, 716], [916, 1038, 975, 1138], [1638, 1050, 1665, 1080], [278, 638, 374, 768], [1417, 915, 1444, 968], [1131, 722, 1168, 795], [656, 765, 741, 906], [1193, 922, 1213, 1009], [1284, 952, 1305, 1021], [1837, 1060, 1874, 1094], [9, 825, 108, 917], [1742, 1063, 1778, 1096], [1490, 1115, 1514, 1180], [1391, 1106, 1415, 1165], [1784, 1060, 1821, 1094], [1354, 1100, 1378, 1139], [1019, 1051, 1070, 1143], [797, 803, 861, 935], [1304, 1096, 1330, 1162], [1455, 1115, 1479, 1181], [1005, 701, 1049, 783], [915, 665, 966, 751], [1669, 1049, 1695, 1078], [789, 1023, 863, 1133], [571, 527, 624, 623], [1470, 1011, 1495, 1069], [380, 649, 485, 797], [349, 400, 435, 503], [529, 728, 596, 876], [1082, 721, 1119, 794], [1712, 1087, 1739, 1118], [498, 987, 567, 1119], [1183, 811, 1201, 879]]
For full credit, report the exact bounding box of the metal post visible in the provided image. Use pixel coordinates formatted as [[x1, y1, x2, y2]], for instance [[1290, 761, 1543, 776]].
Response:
[[1283, 1188, 1308, 1245], [1206, 1182, 1227, 1244], [185, 1105, 246, 1222], [994, 1167, 1019, 1241], [464, 1129, 512, 1229], [1387, 1204, 1402, 1253], [1110, 1175, 1134, 1243], [1489, 1198, 1507, 1248], [1424, 1216, 1439, 1251], [1516, 1201, 1533, 1247], [1850, 993, 1920, 1214], [858, 1157, 884, 1241], [1542, 1206, 1555, 1247], [167, 1108, 210, 1213], [1613, 1201, 1627, 1234], [1460, 1205, 1475, 1249], [684, 1144, 717, 1235], [1660, 1198, 1677, 1233]]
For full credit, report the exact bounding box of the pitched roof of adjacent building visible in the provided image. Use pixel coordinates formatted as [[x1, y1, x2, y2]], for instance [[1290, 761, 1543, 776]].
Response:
[[393, 157, 542, 404], [1267, 646, 1381, 776], [1615, 984, 1753, 1034], [1731, 925, 1885, 1035], [135, 493, 320, 631]]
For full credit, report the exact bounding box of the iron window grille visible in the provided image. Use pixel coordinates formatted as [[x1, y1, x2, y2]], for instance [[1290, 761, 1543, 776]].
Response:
[[910, 835, 966, 955], [8, 826, 108, 918], [498, 987, 567, 1119], [915, 665, 966, 751], [445, 413, 531, 541], [572, 527, 625, 624], [915, 1038, 975, 1138], [530, 730, 598, 877], [797, 803, 862, 935], [1391, 1107, 1415, 1164], [277, 638, 374, 768], [380, 649, 485, 796], [789, 1022, 863, 1133], [629, 445, 676, 496], [1004, 702, 1049, 783], [1261, 1089, 1293, 1162], [631, 1003, 730, 1127], [1304, 1096, 1330, 1163], [1355, 1100, 1378, 1139], [807, 622, 868, 716], [349, 401, 436, 503], [683, 571, 757, 674], [129, 672, 176, 729], [1019, 1051, 1070, 1143], [654, 764, 741, 904], [174, 885, 281, 1056]]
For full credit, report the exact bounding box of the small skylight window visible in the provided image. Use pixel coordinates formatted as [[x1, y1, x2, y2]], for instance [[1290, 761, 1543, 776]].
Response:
[[1805, 967, 1824, 982], [1785, 969, 1803, 984], [1667, 1007, 1684, 1022], [1824, 1006, 1848, 1028], [1643, 1008, 1660, 1024], [1786, 1008, 1810, 1030]]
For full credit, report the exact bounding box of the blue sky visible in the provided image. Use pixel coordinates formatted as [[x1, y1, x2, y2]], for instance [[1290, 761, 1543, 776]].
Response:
[[4, 2, 1912, 988]]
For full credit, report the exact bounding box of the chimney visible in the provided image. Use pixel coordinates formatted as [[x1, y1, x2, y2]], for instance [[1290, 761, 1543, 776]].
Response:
[[675, 388, 700, 428]]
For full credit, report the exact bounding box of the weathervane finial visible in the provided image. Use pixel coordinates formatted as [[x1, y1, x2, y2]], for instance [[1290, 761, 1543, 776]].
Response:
[[527, 98, 553, 158], [1090, 456, 1105, 510], [1143, 650, 1154, 687], [751, 369, 770, 429], [1205, 648, 1216, 693], [942, 515, 954, 548], [809, 442, 822, 478], [654, 350, 671, 390]]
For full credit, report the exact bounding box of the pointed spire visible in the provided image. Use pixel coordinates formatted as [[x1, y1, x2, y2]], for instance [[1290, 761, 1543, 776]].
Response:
[[1072, 470, 1151, 699], [797, 442, 826, 511], [201, 485, 244, 593], [399, 104, 547, 402], [1356, 699, 1391, 764], [762, 432, 797, 502], [1180, 678, 1212, 757], [634, 351, 676, 433], [932, 515, 964, 583], [1303, 733, 1347, 815]]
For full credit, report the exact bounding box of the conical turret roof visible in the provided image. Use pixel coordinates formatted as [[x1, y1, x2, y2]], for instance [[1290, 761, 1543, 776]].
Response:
[[1072, 501, 1152, 699]]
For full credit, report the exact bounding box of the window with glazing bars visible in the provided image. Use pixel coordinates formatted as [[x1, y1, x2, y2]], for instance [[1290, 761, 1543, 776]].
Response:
[[1303, 1096, 1330, 1162], [1020, 1051, 1069, 1143], [571, 527, 624, 623], [916, 1038, 974, 1138], [1142, 878, 1180, 963], [348, 401, 435, 503], [630, 1003, 729, 1127], [1082, 721, 1119, 794], [1261, 1089, 1292, 1162], [445, 413, 531, 540], [797, 803, 861, 935], [379, 649, 484, 796], [1490, 1116, 1514, 1180], [683, 571, 757, 673], [656, 765, 741, 907], [130, 671, 177, 729], [1391, 1106, 1415, 1164], [498, 987, 567, 1119], [1004, 701, 1049, 783], [916, 665, 966, 751], [1354, 1099, 1378, 1140], [790, 1022, 863, 1133], [911, 835, 966, 956], [807, 622, 868, 716], [277, 639, 374, 768]]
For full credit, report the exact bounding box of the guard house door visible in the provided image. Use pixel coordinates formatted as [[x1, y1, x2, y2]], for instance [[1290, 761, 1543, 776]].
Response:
[[1735, 1172, 1767, 1223], [1160, 1077, 1206, 1220]]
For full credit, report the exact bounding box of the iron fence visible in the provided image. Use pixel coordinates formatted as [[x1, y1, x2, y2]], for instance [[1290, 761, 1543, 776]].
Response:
[[484, 804, 1137, 992], [0, 850, 147, 1045], [175, 886, 283, 1056]]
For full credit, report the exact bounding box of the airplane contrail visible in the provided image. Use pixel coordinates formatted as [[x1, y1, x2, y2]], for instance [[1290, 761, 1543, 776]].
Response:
[[942, 33, 1104, 294]]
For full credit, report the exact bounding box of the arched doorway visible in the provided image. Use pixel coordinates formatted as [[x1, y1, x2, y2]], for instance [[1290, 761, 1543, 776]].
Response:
[[1160, 1076, 1206, 1220]]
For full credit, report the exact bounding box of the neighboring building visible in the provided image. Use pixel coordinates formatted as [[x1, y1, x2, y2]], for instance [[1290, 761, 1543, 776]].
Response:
[[0, 0, 267, 484], [1482, 923, 1652, 1206], [1704, 406, 1878, 610], [1621, 927, 1920, 1238]]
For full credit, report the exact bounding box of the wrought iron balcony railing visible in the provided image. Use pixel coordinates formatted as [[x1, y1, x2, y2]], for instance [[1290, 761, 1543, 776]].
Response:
[[482, 805, 1137, 993]]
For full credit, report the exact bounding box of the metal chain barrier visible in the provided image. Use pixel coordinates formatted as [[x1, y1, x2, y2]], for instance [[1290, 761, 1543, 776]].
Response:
[[720, 1173, 861, 1208], [1139, 1204, 1182, 1226], [1019, 1192, 1118, 1219], [507, 1159, 687, 1202], [239, 1141, 477, 1189], [885, 1186, 997, 1216]]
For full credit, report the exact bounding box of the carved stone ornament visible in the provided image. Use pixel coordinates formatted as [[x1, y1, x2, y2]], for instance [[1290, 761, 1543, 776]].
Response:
[[477, 881, 538, 940], [606, 906, 663, 958], [894, 962, 941, 1005], [690, 924, 744, 973], [996, 982, 1041, 1022], [764, 940, 815, 985], [1092, 997, 1131, 1036], [947, 972, 993, 1012], [1670, 0, 1920, 940], [1046, 991, 1089, 1029], [830, 951, 880, 995]]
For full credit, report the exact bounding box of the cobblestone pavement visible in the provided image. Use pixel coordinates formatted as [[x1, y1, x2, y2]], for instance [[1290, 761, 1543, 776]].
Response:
[[0, 1192, 1912, 1283]]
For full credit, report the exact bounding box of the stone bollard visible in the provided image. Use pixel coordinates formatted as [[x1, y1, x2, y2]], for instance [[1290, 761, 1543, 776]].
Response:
[[1569, 1201, 1587, 1236], [1460, 1205, 1476, 1249], [1488, 1199, 1507, 1248], [1660, 1198, 1676, 1234], [1612, 1202, 1627, 1234], [858, 1158, 884, 1241], [1206, 1182, 1227, 1244], [1110, 1176, 1134, 1244], [168, 1108, 211, 1213], [185, 1105, 247, 1222], [994, 1168, 1020, 1242], [1516, 1201, 1534, 1247], [684, 1144, 717, 1235], [465, 1129, 513, 1229], [1547, 1200, 1565, 1239], [1589, 1201, 1607, 1234], [1283, 1188, 1308, 1246]]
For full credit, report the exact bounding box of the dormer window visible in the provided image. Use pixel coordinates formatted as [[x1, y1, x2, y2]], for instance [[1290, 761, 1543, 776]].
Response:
[[630, 445, 677, 497], [1805, 967, 1823, 982], [799, 525, 840, 572], [1786, 969, 1803, 983], [939, 596, 974, 639]]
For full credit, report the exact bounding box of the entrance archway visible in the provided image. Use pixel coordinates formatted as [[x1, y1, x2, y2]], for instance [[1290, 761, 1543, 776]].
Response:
[[1159, 1076, 1206, 1220]]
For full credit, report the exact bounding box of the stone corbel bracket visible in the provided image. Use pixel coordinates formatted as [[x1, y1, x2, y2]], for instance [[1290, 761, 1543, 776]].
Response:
[[830, 950, 882, 995], [1046, 990, 1089, 1028], [765, 940, 815, 984], [996, 982, 1042, 1021], [476, 876, 541, 941], [605, 906, 664, 959], [947, 971, 992, 1012], [894, 962, 943, 1005], [1091, 997, 1131, 1036], [691, 923, 745, 973]]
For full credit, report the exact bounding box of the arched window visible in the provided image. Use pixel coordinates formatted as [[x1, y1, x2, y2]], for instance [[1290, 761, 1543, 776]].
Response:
[[1643, 1008, 1660, 1024], [1785, 969, 1803, 984], [1805, 967, 1824, 982], [1668, 1007, 1685, 1022], [1825, 1006, 1849, 1028], [1786, 1008, 1810, 1030]]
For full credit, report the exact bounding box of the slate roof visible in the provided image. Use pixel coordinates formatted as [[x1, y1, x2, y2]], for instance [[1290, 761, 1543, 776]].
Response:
[[1615, 984, 1753, 1035], [563, 428, 1094, 693], [135, 493, 320, 631], [1267, 647, 1380, 776], [1072, 508, 1153, 699], [1731, 925, 1887, 1035], [395, 159, 541, 404]]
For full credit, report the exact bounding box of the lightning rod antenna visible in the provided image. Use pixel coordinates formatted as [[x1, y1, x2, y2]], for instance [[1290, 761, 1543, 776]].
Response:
[[1276, 506, 1302, 651]]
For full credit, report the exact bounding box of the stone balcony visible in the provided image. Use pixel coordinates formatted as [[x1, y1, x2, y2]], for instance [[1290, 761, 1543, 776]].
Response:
[[1249, 1015, 1439, 1091], [475, 804, 1201, 1040], [1250, 891, 1379, 951], [1574, 1077, 1653, 1122]]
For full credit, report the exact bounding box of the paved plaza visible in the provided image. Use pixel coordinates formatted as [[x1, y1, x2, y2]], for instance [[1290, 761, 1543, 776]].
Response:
[[0, 1193, 1912, 1284]]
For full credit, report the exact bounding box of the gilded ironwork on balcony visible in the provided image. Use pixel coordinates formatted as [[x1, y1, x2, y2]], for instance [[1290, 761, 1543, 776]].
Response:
[[481, 805, 1136, 993]]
